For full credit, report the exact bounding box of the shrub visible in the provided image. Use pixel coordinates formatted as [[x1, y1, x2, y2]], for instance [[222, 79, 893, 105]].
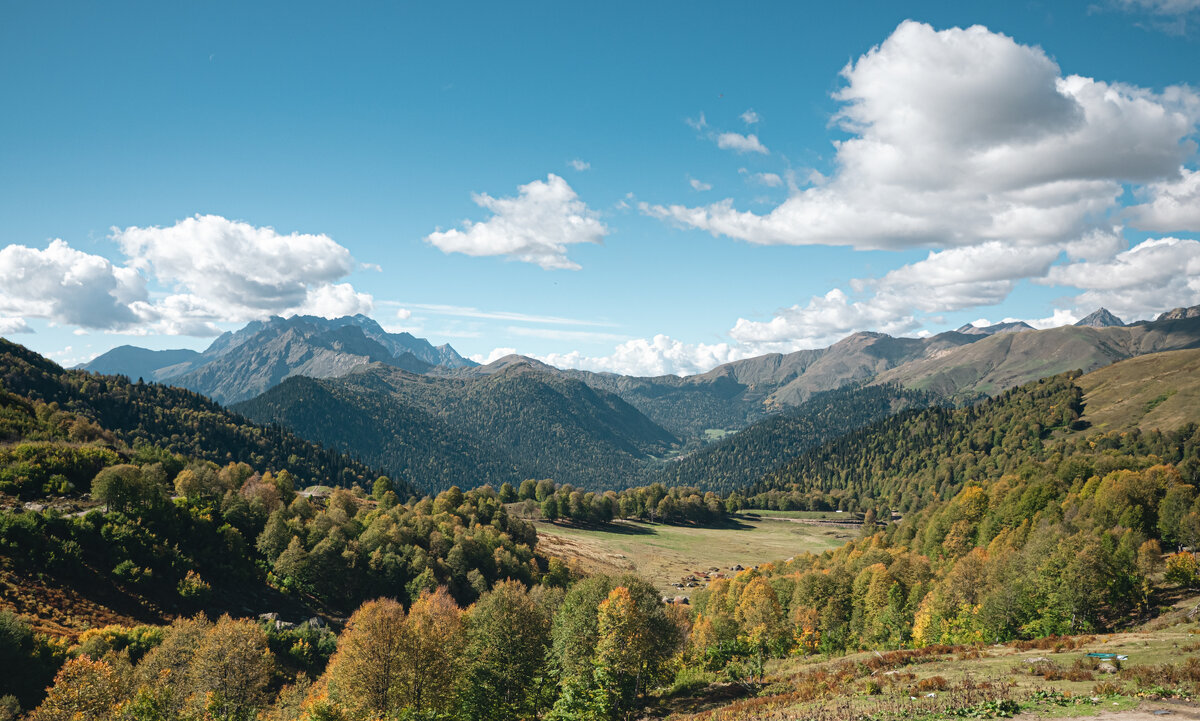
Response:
[[177, 570, 212, 603]]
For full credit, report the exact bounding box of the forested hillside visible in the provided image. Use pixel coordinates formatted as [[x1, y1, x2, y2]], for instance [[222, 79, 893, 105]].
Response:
[[0, 339, 400, 494], [689, 368, 1200, 665], [236, 362, 679, 492], [655, 384, 937, 494], [6, 344, 1200, 720]]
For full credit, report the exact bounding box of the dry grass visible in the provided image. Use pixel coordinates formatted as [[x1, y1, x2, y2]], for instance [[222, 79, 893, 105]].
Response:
[[1076, 348, 1200, 433], [536, 516, 847, 597]]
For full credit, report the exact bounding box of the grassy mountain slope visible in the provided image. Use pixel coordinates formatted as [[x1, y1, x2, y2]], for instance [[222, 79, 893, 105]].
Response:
[[1076, 347, 1200, 433], [874, 315, 1200, 398]]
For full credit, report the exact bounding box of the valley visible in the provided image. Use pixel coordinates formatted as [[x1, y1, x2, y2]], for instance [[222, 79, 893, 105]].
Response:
[[534, 513, 853, 599], [3, 310, 1200, 720]]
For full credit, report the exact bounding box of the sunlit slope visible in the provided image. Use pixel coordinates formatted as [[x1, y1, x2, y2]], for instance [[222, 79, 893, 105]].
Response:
[[1076, 348, 1200, 433]]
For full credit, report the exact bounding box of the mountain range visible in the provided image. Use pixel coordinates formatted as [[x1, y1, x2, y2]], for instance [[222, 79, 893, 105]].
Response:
[[80, 314, 474, 405], [73, 306, 1200, 492]]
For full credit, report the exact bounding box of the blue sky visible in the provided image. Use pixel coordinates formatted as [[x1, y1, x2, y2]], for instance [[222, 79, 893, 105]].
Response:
[[2, 1, 1200, 375]]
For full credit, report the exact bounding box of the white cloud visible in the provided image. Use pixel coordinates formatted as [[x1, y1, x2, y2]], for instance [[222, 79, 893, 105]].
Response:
[[869, 242, 1062, 312], [113, 214, 371, 326], [689, 177, 713, 192], [538, 334, 753, 377], [1027, 309, 1081, 329], [567, 159, 591, 171], [426, 174, 608, 270], [1129, 168, 1200, 231], [0, 215, 373, 337], [295, 282, 373, 318], [728, 288, 920, 352], [645, 21, 1198, 251], [470, 347, 518, 364], [716, 132, 769, 154], [0, 239, 146, 330], [686, 112, 708, 131], [1038, 236, 1200, 320], [741, 170, 784, 187], [0, 317, 33, 334], [741, 109, 760, 125]]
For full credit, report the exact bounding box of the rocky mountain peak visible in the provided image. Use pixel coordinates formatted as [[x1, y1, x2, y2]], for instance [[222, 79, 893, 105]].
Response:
[[1074, 308, 1125, 328]]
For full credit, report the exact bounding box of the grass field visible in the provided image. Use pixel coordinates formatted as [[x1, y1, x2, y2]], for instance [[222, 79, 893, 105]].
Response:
[[535, 515, 853, 597], [1077, 348, 1200, 433]]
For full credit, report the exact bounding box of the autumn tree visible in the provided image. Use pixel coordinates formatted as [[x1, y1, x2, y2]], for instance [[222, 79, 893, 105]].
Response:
[[29, 656, 123, 721], [589, 581, 681, 718], [187, 615, 274, 721], [397, 587, 466, 714], [326, 598, 408, 716], [734, 576, 787, 677]]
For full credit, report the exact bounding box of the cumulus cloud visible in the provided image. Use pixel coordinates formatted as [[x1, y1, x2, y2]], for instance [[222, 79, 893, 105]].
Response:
[[689, 177, 713, 191], [567, 159, 591, 171], [645, 21, 1198, 251], [741, 109, 760, 124], [0, 239, 146, 330], [869, 242, 1062, 312], [1129, 168, 1200, 231], [295, 282, 373, 318], [470, 347, 518, 364], [0, 317, 33, 334], [426, 174, 608, 270], [728, 289, 920, 352], [538, 334, 753, 377], [0, 215, 372, 336], [1038, 237, 1200, 320], [716, 132, 769, 154], [114, 214, 363, 318]]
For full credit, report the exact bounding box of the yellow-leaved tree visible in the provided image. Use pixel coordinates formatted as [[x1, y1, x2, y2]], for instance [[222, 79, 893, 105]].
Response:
[[733, 576, 786, 679], [397, 587, 466, 714], [326, 597, 408, 717], [29, 656, 124, 721]]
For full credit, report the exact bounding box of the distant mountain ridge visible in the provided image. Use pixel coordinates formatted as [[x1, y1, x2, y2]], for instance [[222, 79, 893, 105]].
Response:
[[873, 310, 1200, 397], [56, 304, 1200, 494], [955, 320, 1035, 336], [434, 306, 1200, 438], [81, 314, 475, 405]]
